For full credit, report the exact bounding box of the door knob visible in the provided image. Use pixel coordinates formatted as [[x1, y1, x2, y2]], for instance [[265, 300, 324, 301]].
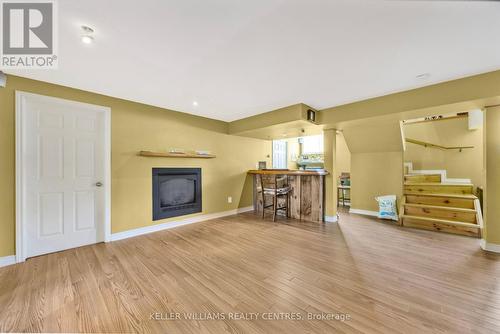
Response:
[[95, 182, 103, 187]]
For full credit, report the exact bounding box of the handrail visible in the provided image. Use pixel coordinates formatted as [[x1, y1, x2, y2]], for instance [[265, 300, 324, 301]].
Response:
[[405, 138, 474, 152]]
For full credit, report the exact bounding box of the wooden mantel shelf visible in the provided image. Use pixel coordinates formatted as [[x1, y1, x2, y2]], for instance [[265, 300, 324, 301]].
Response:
[[139, 151, 216, 158]]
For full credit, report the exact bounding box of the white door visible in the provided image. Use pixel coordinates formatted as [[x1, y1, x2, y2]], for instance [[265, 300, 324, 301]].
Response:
[[272, 140, 288, 169], [17, 92, 110, 259]]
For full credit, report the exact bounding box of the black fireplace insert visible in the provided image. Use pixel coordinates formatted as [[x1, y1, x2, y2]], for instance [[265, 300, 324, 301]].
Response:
[[152, 168, 202, 220]]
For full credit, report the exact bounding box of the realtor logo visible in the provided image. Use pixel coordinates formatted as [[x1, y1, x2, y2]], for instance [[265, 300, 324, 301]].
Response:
[[1, 0, 57, 68]]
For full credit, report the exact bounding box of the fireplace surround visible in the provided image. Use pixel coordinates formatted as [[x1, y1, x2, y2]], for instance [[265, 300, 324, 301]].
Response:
[[152, 168, 202, 220]]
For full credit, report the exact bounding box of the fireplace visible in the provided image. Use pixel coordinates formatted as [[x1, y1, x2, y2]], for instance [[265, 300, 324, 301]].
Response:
[[152, 168, 202, 220]]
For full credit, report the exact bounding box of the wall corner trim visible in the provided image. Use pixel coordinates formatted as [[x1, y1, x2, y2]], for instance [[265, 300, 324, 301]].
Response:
[[0, 255, 16, 268], [480, 239, 500, 254], [325, 215, 338, 223], [349, 208, 379, 217], [109, 206, 254, 242]]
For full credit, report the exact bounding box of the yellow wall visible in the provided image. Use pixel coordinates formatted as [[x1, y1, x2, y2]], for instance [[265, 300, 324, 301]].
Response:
[[404, 122, 446, 170], [351, 152, 403, 212], [0, 75, 271, 257], [342, 119, 404, 154], [484, 106, 500, 244], [336, 132, 351, 175], [404, 117, 484, 187], [340, 119, 403, 213]]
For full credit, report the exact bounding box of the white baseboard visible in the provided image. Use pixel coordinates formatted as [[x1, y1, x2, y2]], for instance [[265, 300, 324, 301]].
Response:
[[480, 239, 500, 253], [110, 206, 254, 242], [0, 255, 16, 268], [324, 215, 338, 223], [349, 208, 379, 217]]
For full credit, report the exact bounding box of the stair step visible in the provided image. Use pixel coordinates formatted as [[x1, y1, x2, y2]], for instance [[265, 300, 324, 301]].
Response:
[[401, 215, 481, 237], [403, 203, 476, 212], [404, 174, 442, 183], [405, 193, 477, 199], [404, 183, 473, 195], [405, 193, 477, 209], [404, 203, 477, 223]]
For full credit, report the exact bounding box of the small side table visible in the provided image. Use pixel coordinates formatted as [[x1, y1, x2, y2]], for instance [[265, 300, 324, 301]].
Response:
[[337, 185, 351, 207]]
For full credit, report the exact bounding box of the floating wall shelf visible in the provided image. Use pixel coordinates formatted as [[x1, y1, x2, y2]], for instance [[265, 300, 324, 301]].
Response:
[[139, 151, 216, 159]]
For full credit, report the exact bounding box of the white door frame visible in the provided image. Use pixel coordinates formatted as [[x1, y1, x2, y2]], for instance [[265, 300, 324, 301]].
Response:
[[15, 91, 112, 263]]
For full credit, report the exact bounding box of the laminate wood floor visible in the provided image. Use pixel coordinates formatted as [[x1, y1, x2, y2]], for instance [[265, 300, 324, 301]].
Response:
[[1, 210, 499, 333]]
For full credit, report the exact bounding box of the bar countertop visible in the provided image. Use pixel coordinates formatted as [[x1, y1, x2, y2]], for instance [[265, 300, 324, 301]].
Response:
[[247, 169, 329, 176]]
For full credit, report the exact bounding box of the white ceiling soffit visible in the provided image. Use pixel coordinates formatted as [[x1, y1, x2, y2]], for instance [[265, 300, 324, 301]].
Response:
[[6, 0, 500, 121]]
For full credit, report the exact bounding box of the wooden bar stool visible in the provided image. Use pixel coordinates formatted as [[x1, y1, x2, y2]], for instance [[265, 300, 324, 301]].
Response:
[[258, 174, 292, 222]]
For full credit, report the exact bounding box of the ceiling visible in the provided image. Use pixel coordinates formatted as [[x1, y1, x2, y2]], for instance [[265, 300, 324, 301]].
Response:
[[7, 0, 500, 122]]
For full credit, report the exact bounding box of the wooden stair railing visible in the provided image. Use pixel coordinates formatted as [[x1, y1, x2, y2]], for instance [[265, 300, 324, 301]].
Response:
[[405, 138, 474, 152]]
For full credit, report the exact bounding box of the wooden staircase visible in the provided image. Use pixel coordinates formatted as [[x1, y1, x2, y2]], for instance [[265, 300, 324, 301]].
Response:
[[400, 174, 483, 237]]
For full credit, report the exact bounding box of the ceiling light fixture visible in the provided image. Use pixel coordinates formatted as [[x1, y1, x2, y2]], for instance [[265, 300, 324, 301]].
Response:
[[81, 25, 95, 44], [416, 73, 431, 80], [81, 35, 94, 44], [192, 101, 199, 107]]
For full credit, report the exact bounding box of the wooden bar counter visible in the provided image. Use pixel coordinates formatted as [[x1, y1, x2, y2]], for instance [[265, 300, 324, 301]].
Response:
[[248, 169, 328, 223]]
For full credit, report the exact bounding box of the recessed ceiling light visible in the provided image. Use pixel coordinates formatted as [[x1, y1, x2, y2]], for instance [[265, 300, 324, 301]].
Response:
[[81, 35, 94, 44], [416, 73, 431, 80], [81, 25, 95, 44], [192, 101, 199, 107], [81, 25, 94, 34]]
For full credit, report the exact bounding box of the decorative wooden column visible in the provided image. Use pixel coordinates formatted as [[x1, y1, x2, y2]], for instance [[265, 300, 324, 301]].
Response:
[[323, 129, 337, 221]]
